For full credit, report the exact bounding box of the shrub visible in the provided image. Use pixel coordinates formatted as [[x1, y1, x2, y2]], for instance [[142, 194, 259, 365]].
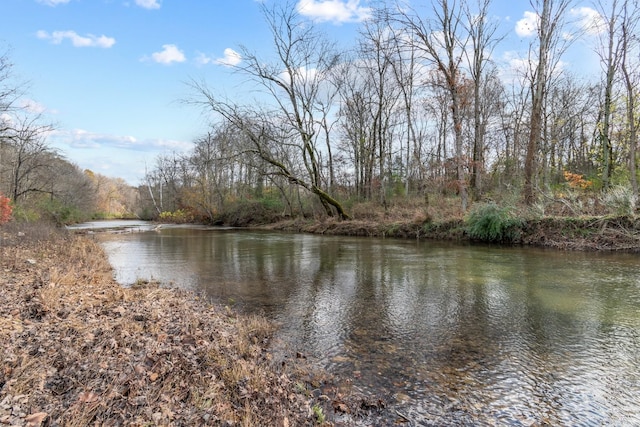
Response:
[[158, 209, 193, 224], [600, 185, 636, 216], [563, 170, 593, 190], [0, 193, 12, 224], [9, 204, 41, 222], [219, 199, 284, 226], [39, 198, 87, 225], [465, 202, 522, 243]]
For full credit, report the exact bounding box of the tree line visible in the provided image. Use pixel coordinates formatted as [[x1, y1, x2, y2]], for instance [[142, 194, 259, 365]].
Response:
[[0, 49, 139, 223], [143, 0, 640, 222], [4, 0, 640, 225]]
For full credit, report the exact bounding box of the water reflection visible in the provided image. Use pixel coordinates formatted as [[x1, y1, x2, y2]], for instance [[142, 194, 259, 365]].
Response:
[[66, 219, 155, 232], [97, 226, 640, 425]]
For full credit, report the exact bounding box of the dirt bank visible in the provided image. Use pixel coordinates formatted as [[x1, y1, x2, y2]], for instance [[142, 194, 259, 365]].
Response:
[[264, 215, 640, 252], [1, 223, 349, 426]]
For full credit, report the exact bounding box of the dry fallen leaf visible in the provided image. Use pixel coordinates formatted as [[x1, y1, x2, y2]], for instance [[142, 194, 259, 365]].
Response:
[[149, 372, 159, 382], [332, 400, 350, 414], [78, 391, 99, 403], [25, 412, 48, 426]]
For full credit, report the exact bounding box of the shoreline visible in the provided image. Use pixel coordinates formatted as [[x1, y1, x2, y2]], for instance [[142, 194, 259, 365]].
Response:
[[3, 215, 638, 425], [260, 215, 640, 252], [0, 223, 351, 426], [67, 213, 640, 253]]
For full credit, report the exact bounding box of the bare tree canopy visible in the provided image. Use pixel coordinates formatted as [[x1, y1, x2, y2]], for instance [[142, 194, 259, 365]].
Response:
[[132, 0, 640, 222], [397, 0, 471, 211], [188, 1, 349, 219], [523, 0, 577, 205]]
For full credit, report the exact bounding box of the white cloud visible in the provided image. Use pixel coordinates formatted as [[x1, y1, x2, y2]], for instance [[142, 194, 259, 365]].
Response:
[[503, 51, 531, 77], [52, 129, 191, 152], [515, 11, 538, 37], [215, 48, 242, 67], [296, 0, 371, 24], [36, 30, 116, 48], [135, 0, 161, 10], [19, 99, 48, 115], [1, 113, 14, 127], [149, 44, 186, 64], [195, 52, 213, 65], [501, 50, 568, 84], [196, 49, 242, 67], [279, 66, 321, 89], [47, 130, 193, 184], [571, 7, 606, 35], [56, 129, 136, 149], [36, 0, 70, 6], [516, 7, 604, 39]]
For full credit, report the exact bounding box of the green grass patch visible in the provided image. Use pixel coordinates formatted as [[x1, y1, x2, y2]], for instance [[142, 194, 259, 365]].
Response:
[[465, 202, 523, 243]]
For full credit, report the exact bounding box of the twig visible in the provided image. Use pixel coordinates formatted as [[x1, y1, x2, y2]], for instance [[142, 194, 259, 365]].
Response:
[[395, 409, 411, 423]]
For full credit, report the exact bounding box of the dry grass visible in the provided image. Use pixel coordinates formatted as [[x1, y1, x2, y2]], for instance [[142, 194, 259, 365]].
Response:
[[349, 195, 465, 224], [0, 222, 322, 426]]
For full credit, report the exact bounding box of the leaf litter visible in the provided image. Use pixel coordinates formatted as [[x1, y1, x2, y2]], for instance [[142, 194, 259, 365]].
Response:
[[0, 223, 382, 426]]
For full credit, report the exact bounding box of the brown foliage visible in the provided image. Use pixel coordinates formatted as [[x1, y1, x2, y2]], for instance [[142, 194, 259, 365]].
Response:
[[0, 194, 11, 224], [563, 171, 593, 190]]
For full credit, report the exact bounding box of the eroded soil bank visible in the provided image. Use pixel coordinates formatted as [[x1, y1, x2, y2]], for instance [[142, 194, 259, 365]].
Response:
[[265, 215, 640, 251], [1, 223, 379, 426]]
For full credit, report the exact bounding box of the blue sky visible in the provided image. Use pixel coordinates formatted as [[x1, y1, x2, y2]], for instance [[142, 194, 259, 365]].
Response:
[[3, 0, 601, 185]]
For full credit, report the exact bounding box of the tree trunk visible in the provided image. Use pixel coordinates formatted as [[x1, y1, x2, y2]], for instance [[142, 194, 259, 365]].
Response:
[[524, 0, 551, 205]]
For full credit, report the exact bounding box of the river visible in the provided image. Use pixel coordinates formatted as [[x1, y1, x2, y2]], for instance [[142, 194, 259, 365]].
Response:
[[77, 221, 640, 425]]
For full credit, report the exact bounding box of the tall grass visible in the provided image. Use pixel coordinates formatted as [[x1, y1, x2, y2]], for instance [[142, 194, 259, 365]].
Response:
[[465, 202, 523, 243]]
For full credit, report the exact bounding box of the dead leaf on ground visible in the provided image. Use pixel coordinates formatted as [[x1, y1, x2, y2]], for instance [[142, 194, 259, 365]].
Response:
[[25, 412, 48, 426], [77, 391, 99, 403], [333, 400, 350, 413]]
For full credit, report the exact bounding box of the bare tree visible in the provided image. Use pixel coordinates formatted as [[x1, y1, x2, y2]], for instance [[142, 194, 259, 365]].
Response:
[[337, 66, 375, 199], [376, 8, 426, 197], [594, 0, 626, 189], [50, 160, 97, 218], [190, 1, 348, 219], [2, 113, 56, 203], [399, 0, 471, 211], [620, 0, 640, 205], [357, 11, 403, 206], [0, 48, 27, 200], [0, 48, 23, 133], [523, 0, 576, 205], [463, 0, 502, 201]]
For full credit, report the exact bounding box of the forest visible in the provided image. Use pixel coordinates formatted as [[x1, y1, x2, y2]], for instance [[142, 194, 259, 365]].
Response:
[[1, 0, 640, 230]]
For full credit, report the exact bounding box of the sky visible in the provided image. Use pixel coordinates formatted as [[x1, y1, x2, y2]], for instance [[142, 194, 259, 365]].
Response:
[[2, 0, 602, 186]]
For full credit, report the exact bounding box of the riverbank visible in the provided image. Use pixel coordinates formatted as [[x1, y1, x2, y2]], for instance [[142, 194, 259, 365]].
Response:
[[1, 222, 357, 426], [263, 215, 640, 252]]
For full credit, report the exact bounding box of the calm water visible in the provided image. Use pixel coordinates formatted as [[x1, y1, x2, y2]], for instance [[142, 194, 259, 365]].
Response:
[[92, 222, 640, 425]]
